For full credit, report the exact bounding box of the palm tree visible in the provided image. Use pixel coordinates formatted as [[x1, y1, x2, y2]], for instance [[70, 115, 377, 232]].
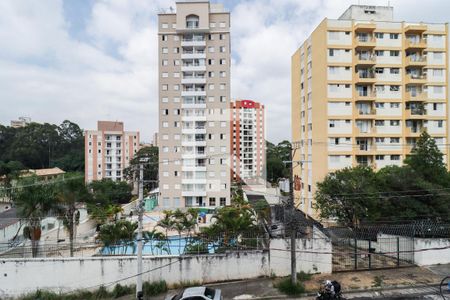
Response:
[[98, 220, 138, 254], [54, 177, 91, 257], [182, 208, 198, 252], [89, 204, 124, 225], [118, 219, 138, 254], [156, 210, 175, 254], [14, 176, 56, 257], [210, 206, 256, 248], [98, 223, 121, 254], [143, 229, 165, 255]]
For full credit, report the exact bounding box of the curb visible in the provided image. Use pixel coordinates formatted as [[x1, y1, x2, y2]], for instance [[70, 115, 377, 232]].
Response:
[[230, 282, 443, 300]]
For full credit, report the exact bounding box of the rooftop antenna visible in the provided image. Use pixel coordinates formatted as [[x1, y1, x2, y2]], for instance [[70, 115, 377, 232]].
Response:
[[169, 6, 174, 13]]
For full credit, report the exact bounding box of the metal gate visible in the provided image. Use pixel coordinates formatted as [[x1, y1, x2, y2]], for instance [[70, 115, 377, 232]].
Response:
[[332, 236, 414, 271]]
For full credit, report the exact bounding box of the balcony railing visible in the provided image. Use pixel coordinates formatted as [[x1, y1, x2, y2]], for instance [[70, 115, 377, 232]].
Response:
[[407, 55, 426, 62], [357, 90, 376, 97], [405, 38, 427, 48], [407, 73, 426, 79], [182, 37, 205, 42], [411, 108, 427, 115], [358, 71, 376, 79], [358, 108, 376, 115], [182, 63, 205, 67], [357, 35, 374, 42], [359, 55, 376, 60], [183, 86, 205, 92]]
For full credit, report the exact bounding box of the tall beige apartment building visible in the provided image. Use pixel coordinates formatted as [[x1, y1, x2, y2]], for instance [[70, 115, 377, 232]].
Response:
[[292, 5, 448, 218], [158, 1, 231, 208], [230, 100, 266, 182], [85, 121, 140, 182]]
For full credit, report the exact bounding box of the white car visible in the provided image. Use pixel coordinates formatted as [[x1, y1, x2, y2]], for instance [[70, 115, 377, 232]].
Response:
[[166, 287, 222, 300]]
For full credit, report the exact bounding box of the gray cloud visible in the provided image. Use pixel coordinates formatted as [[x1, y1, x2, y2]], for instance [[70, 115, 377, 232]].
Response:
[[0, 0, 448, 144]]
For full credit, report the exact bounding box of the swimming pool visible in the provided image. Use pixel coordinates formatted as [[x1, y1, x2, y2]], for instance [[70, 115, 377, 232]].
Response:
[[101, 236, 216, 255]]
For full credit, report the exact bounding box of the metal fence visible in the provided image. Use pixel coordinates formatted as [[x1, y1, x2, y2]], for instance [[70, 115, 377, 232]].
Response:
[[0, 232, 268, 258], [332, 236, 414, 272], [0, 242, 100, 258], [326, 220, 450, 272]]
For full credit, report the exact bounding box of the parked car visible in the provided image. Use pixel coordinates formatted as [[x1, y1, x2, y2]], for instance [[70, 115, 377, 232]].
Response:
[[166, 287, 222, 300]]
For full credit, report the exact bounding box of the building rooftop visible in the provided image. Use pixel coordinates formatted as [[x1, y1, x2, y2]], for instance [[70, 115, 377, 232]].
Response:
[[97, 121, 124, 132], [27, 167, 65, 177], [338, 5, 394, 22]]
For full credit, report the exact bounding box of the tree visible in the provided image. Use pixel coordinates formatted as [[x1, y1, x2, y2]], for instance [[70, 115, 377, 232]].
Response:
[[14, 176, 57, 257], [156, 210, 175, 254], [204, 200, 257, 249], [266, 140, 291, 183], [89, 179, 132, 205], [123, 146, 158, 192], [315, 166, 379, 228], [404, 131, 448, 186], [98, 220, 138, 255], [52, 120, 84, 171], [376, 165, 450, 220], [142, 229, 165, 255], [54, 176, 91, 257], [0, 121, 84, 172]]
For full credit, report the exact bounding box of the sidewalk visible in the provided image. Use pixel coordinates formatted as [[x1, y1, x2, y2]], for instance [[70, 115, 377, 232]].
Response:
[[119, 264, 449, 300]]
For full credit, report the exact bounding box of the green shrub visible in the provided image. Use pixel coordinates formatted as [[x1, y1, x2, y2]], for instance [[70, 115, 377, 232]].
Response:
[[93, 286, 109, 299], [112, 283, 135, 298], [275, 278, 305, 296], [20, 290, 60, 300], [143, 280, 168, 298], [296, 271, 312, 281], [184, 241, 209, 254], [70, 290, 93, 299]]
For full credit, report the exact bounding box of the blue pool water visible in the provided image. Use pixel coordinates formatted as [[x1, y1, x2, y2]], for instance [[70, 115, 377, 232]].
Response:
[[101, 236, 217, 255]]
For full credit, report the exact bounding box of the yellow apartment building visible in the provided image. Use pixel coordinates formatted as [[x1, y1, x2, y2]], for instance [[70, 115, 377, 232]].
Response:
[[291, 5, 448, 218]]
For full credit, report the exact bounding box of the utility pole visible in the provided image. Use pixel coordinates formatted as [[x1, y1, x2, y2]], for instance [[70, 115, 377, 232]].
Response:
[[288, 144, 297, 285], [136, 161, 145, 300]]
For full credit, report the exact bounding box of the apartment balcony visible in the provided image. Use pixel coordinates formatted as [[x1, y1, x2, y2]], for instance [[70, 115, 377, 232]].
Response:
[[405, 74, 427, 85], [355, 127, 376, 136], [355, 37, 376, 49], [405, 126, 424, 136], [182, 190, 207, 197], [181, 53, 206, 60], [181, 77, 206, 84], [405, 24, 427, 33], [181, 65, 206, 72], [405, 39, 427, 50], [356, 72, 376, 84], [181, 152, 207, 159], [405, 108, 427, 119], [356, 155, 375, 168], [181, 127, 207, 134], [405, 55, 427, 67], [181, 102, 206, 109], [355, 144, 375, 154], [405, 91, 427, 101], [354, 22, 376, 32], [181, 140, 207, 147], [182, 116, 207, 122], [356, 90, 376, 101], [182, 178, 207, 185], [181, 90, 206, 97], [356, 109, 376, 118], [355, 55, 376, 66], [181, 40, 206, 47]]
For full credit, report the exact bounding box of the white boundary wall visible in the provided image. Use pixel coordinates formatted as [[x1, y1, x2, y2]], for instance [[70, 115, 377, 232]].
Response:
[[0, 237, 332, 297], [414, 238, 450, 266], [377, 233, 450, 266]]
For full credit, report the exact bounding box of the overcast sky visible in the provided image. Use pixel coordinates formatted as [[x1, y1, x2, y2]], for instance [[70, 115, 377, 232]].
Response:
[[1, 0, 449, 143]]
